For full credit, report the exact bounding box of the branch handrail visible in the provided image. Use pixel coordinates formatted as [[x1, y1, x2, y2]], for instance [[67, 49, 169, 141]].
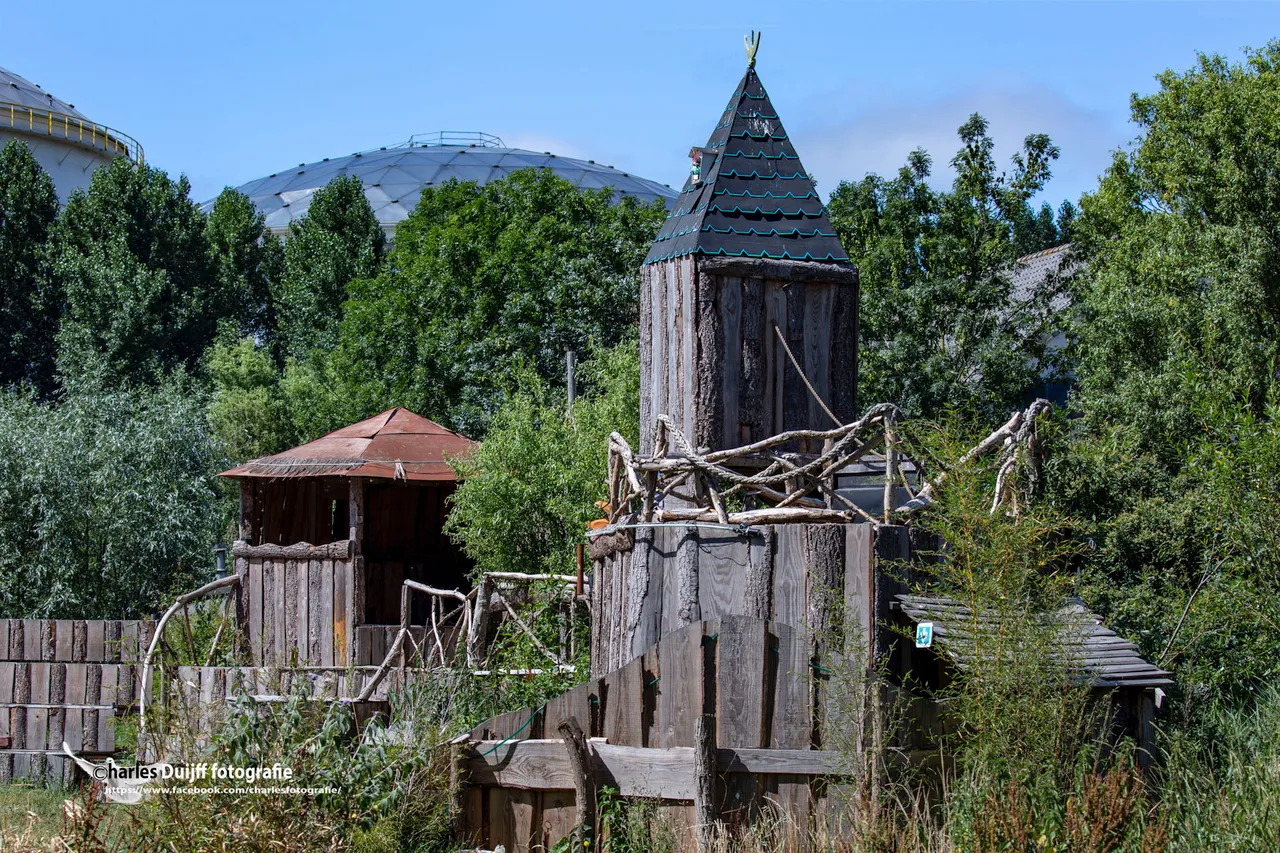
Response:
[[355, 572, 582, 702], [138, 574, 240, 735], [606, 400, 1052, 529]]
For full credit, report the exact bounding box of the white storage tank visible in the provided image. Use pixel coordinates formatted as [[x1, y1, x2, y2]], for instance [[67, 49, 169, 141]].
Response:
[[0, 66, 142, 203]]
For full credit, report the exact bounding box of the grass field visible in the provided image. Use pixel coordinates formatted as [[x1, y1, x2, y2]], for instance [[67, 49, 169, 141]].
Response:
[[0, 785, 65, 847]]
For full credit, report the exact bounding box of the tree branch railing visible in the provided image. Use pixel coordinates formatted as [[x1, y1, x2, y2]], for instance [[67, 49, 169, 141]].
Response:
[[138, 574, 241, 735], [604, 399, 1052, 530], [355, 572, 582, 702]]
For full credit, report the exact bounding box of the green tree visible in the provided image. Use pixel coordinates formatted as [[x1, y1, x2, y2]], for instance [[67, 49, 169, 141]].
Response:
[[445, 338, 639, 580], [0, 139, 59, 394], [207, 336, 297, 463], [276, 175, 384, 360], [1049, 43, 1280, 698], [298, 170, 664, 439], [828, 115, 1073, 423], [52, 158, 220, 385], [0, 374, 225, 618], [205, 188, 283, 345]]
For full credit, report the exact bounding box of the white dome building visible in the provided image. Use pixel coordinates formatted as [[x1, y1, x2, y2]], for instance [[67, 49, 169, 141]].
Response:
[[0, 66, 142, 203], [216, 131, 676, 238]]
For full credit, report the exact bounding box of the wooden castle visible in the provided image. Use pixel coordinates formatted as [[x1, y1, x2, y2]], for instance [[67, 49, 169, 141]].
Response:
[[0, 41, 1172, 853], [453, 45, 1172, 853]]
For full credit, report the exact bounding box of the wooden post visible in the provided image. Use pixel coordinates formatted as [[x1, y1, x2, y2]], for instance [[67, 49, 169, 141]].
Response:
[[349, 478, 365, 666], [557, 716, 595, 846], [238, 481, 257, 543], [399, 584, 410, 674], [882, 422, 896, 524], [467, 574, 494, 668], [576, 543, 585, 597], [695, 712, 720, 853]]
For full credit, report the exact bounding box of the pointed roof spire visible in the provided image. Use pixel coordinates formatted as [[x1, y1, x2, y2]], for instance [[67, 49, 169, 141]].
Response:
[[644, 44, 849, 265]]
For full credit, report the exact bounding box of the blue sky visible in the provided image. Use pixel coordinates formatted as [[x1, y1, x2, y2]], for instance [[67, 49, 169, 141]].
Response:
[[4, 1, 1279, 208]]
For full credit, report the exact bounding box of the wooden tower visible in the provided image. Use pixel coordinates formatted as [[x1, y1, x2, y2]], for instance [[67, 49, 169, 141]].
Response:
[[639, 52, 859, 455]]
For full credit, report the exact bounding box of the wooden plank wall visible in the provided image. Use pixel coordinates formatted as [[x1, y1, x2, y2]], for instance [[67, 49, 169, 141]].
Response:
[[461, 616, 852, 853], [591, 524, 875, 680], [240, 552, 352, 669], [639, 258, 859, 455], [0, 619, 156, 787]]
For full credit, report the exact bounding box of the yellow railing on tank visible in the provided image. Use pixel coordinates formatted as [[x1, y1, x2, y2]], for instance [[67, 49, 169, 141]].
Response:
[[1, 102, 144, 163]]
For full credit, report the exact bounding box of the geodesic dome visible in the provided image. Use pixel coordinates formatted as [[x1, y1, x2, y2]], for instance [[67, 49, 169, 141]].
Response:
[[213, 132, 677, 236]]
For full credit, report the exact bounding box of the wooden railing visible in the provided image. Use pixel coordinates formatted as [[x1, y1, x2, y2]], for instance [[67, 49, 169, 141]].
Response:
[[605, 399, 1054, 529]]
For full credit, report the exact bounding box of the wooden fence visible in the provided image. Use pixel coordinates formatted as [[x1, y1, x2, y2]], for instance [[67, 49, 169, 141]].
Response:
[[236, 541, 355, 668], [0, 619, 155, 663], [0, 618, 157, 786], [460, 616, 876, 852], [590, 523, 879, 676]]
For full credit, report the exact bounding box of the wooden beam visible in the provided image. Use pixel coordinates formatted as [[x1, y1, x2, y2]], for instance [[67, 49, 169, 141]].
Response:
[[465, 740, 846, 799], [231, 540, 353, 560]]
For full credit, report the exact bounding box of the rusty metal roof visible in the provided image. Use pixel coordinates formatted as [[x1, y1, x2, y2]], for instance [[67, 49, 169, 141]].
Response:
[[219, 408, 475, 482]]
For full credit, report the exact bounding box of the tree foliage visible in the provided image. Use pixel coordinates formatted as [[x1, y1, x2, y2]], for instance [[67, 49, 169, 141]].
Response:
[[0, 140, 59, 395], [0, 375, 225, 618], [1051, 42, 1280, 697], [276, 175, 384, 360], [828, 115, 1074, 422], [207, 336, 297, 463], [205, 188, 282, 344], [300, 170, 664, 438], [445, 338, 639, 580], [53, 158, 221, 385]]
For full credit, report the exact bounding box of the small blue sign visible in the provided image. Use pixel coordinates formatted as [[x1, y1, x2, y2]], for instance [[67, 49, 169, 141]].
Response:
[[915, 622, 934, 649]]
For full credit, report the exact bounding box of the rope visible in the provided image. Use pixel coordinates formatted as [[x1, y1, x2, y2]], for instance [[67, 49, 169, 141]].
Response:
[[773, 324, 841, 426]]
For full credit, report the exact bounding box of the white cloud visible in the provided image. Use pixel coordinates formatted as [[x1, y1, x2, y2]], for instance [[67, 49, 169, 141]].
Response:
[[793, 83, 1131, 205]]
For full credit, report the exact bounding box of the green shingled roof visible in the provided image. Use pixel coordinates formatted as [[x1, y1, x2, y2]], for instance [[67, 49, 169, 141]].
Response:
[[644, 66, 850, 265]]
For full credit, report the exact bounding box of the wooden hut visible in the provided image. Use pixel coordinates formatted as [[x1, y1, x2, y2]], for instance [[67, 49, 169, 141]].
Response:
[[220, 408, 475, 668]]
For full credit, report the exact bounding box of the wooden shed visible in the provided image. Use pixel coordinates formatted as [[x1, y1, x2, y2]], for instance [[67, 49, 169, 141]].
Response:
[[219, 408, 475, 668]]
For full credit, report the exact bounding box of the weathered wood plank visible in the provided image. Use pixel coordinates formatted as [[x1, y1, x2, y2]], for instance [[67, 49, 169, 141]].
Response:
[[652, 259, 668, 425], [803, 283, 834, 429], [721, 276, 742, 449], [640, 264, 654, 453], [784, 282, 808, 443], [285, 560, 299, 666], [694, 268, 723, 451], [54, 621, 74, 662], [334, 559, 349, 667], [655, 621, 705, 749], [604, 656, 645, 748], [248, 559, 263, 663], [740, 276, 764, 443], [830, 278, 859, 420], [274, 559, 288, 665], [467, 741, 844, 798], [320, 560, 335, 668], [231, 540, 353, 560], [772, 524, 808, 630], [764, 282, 787, 436], [682, 256, 697, 442], [696, 530, 751, 623], [23, 620, 40, 661], [308, 559, 324, 666], [85, 621, 105, 664], [668, 255, 681, 440]]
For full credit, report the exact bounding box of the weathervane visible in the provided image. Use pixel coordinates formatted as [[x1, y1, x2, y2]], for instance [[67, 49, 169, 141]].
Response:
[[744, 30, 761, 68]]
